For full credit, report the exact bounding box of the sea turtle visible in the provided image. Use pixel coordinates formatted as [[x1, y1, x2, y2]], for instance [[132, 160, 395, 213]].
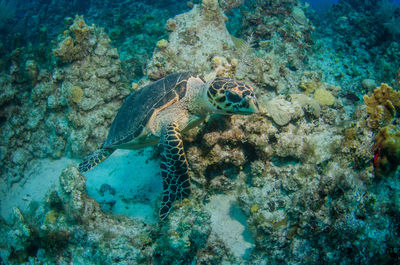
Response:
[[78, 72, 259, 220]]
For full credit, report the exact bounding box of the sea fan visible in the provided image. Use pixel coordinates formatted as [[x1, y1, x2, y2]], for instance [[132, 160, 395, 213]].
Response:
[[232, 33, 255, 66], [383, 16, 400, 36]]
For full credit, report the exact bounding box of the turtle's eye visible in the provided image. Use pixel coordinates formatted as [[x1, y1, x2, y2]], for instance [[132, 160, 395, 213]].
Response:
[[216, 96, 226, 103]]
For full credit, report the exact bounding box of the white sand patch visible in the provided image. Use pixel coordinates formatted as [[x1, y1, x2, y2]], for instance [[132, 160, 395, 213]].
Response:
[[0, 157, 77, 223], [0, 148, 162, 224], [204, 194, 254, 258], [83, 148, 162, 223]]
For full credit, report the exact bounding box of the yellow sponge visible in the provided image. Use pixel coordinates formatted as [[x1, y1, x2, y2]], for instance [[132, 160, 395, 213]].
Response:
[[314, 88, 335, 105]]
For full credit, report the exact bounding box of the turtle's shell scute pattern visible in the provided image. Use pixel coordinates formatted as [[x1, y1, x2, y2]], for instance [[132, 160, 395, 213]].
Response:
[[103, 72, 192, 148]]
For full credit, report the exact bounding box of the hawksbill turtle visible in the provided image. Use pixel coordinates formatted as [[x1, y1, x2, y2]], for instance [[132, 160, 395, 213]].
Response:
[[78, 72, 259, 220]]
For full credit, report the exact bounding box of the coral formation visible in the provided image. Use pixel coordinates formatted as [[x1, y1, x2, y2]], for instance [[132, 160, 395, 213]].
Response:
[[363, 83, 400, 129], [264, 94, 320, 126], [299, 72, 339, 106], [314, 88, 335, 105], [0, 167, 155, 264], [206, 56, 238, 80], [361, 78, 377, 92], [146, 1, 234, 79], [0, 16, 130, 184], [53, 16, 92, 62], [341, 124, 374, 171], [300, 80, 322, 95], [373, 124, 400, 178], [219, 0, 244, 11], [154, 199, 211, 265]]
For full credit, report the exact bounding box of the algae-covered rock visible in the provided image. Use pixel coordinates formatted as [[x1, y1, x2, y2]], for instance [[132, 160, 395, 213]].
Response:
[[290, 94, 321, 117], [0, 207, 33, 262], [155, 199, 211, 265], [361, 78, 377, 91], [264, 94, 320, 126], [67, 85, 84, 103], [373, 125, 400, 178], [265, 96, 297, 126], [219, 0, 244, 10], [146, 3, 234, 79], [53, 16, 93, 63]]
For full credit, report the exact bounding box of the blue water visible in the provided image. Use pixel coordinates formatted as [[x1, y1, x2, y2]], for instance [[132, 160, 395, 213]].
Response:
[[305, 0, 400, 10], [303, 0, 339, 11]]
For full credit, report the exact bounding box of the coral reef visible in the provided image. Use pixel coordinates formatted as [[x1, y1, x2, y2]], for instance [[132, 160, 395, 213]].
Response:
[[0, 167, 155, 264], [1, 0, 400, 264], [240, 156, 397, 264], [363, 83, 400, 129], [0, 16, 130, 184], [310, 0, 400, 93]]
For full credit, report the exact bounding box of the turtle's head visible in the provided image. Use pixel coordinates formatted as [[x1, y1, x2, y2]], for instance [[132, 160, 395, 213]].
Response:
[[206, 77, 259, 115]]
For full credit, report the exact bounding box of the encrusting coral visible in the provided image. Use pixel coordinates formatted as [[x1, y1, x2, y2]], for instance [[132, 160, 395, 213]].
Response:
[[53, 16, 92, 62], [299, 72, 338, 106], [264, 94, 320, 126], [373, 124, 400, 178], [363, 83, 400, 129]]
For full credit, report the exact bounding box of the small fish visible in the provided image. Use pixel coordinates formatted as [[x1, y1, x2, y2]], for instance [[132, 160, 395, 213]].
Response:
[[342, 92, 360, 102], [23, 194, 31, 201]]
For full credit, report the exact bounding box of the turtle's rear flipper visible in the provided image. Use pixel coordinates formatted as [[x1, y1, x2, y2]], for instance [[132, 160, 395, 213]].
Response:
[[78, 148, 114, 173], [159, 122, 191, 220]]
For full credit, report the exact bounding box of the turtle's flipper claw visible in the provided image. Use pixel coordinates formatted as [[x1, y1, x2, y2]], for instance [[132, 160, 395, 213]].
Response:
[[159, 122, 191, 220], [78, 148, 114, 173]]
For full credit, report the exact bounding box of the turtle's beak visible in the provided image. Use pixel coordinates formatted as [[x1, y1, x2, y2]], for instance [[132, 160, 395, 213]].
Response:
[[247, 97, 259, 114]]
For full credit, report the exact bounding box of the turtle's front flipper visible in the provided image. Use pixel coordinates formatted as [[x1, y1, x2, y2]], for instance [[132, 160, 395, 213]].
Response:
[[159, 122, 191, 220], [78, 148, 114, 173]]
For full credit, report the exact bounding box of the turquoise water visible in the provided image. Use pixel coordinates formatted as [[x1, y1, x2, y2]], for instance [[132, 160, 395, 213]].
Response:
[[0, 0, 400, 264]]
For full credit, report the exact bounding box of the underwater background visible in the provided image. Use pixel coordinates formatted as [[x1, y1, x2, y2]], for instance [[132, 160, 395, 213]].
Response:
[[1, 0, 400, 264]]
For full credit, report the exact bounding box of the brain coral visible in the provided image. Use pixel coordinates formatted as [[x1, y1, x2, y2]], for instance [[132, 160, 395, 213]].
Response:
[[363, 83, 400, 129]]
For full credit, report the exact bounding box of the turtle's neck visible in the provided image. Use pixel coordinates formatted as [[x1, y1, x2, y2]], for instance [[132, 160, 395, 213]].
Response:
[[186, 76, 214, 117]]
